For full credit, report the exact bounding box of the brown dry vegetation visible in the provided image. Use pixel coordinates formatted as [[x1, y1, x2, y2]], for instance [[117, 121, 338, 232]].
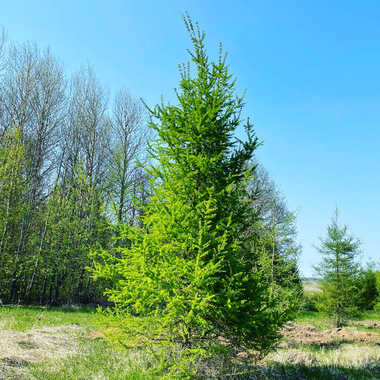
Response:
[[302, 280, 322, 294], [0, 325, 83, 379], [259, 320, 380, 379], [282, 320, 380, 345]]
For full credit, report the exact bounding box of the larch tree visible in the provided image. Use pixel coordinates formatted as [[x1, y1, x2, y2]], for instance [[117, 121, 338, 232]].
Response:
[[313, 208, 363, 327], [92, 15, 299, 378]]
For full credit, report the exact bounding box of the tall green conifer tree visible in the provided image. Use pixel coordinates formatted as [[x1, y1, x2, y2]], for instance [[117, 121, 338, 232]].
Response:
[[314, 208, 363, 327], [93, 15, 298, 377]]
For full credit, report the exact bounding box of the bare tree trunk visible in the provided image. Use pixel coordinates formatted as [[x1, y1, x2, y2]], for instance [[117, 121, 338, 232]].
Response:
[[26, 215, 49, 302], [109, 89, 149, 226]]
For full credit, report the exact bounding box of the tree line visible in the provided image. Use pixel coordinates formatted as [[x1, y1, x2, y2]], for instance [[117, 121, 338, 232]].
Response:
[[0, 28, 150, 304], [0, 26, 300, 308]]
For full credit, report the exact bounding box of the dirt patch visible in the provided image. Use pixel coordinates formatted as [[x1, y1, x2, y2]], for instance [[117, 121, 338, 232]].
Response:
[[89, 327, 119, 340], [282, 322, 380, 345]]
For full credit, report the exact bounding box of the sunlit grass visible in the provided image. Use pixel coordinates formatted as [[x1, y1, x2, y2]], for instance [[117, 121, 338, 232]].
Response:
[[296, 310, 332, 331], [28, 338, 155, 380], [262, 340, 380, 380], [359, 309, 380, 321], [0, 305, 97, 332], [0, 306, 379, 379]]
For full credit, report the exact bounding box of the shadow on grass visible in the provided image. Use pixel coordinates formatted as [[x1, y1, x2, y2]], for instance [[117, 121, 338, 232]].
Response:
[[0, 304, 97, 314], [307, 340, 355, 350], [213, 362, 380, 380]]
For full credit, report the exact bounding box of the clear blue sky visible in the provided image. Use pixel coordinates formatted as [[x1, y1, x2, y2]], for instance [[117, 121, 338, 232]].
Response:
[[1, 1, 379, 276]]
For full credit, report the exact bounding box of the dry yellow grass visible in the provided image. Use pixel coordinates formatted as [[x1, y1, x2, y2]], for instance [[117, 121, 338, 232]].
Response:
[[263, 340, 380, 368], [0, 325, 84, 378], [303, 280, 322, 294]]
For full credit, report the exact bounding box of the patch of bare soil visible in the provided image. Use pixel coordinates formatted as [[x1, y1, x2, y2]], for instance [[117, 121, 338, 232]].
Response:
[[0, 325, 82, 378], [282, 322, 380, 345], [89, 327, 119, 340]]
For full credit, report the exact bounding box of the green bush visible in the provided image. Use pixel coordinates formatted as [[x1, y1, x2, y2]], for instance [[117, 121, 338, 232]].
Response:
[[355, 266, 379, 310]]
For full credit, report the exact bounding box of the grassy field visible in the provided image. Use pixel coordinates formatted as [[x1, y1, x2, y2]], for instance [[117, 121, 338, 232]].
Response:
[[0, 304, 379, 379], [302, 280, 322, 294]]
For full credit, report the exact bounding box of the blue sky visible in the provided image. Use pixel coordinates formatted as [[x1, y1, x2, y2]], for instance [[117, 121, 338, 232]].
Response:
[[1, 1, 379, 276]]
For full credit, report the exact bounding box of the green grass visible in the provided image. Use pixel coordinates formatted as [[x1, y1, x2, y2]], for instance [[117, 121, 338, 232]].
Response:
[[0, 305, 161, 379], [358, 309, 380, 321], [263, 363, 377, 380], [0, 306, 379, 379], [295, 310, 332, 330], [296, 309, 380, 333], [0, 305, 154, 379], [28, 338, 155, 380], [0, 305, 97, 331]]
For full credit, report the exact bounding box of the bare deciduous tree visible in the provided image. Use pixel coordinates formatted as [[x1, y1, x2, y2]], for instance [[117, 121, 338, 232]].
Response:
[[109, 89, 150, 225], [61, 66, 110, 188], [29, 48, 67, 200]]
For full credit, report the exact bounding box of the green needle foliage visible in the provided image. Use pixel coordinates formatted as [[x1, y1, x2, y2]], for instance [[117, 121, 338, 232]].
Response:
[[92, 14, 299, 378], [314, 208, 363, 327]]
